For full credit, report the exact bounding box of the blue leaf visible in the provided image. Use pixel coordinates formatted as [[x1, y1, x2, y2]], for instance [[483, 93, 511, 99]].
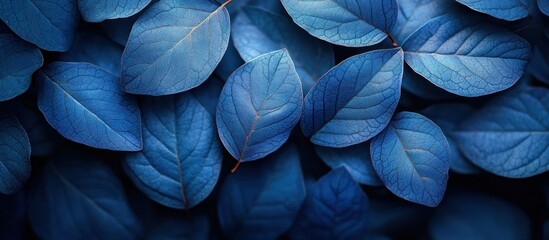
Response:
[[121, 0, 230, 95], [217, 144, 306, 240], [455, 0, 529, 21], [216, 49, 302, 167], [232, 6, 334, 93], [453, 87, 549, 178], [28, 155, 142, 239], [401, 64, 454, 100], [0, 0, 79, 51], [402, 14, 531, 97], [371, 112, 450, 207], [100, 13, 140, 46], [281, 0, 398, 47], [0, 110, 30, 194], [429, 192, 531, 240], [124, 93, 222, 209], [0, 24, 43, 101], [421, 104, 481, 174], [540, 0, 549, 15], [215, 39, 244, 81], [315, 142, 382, 186], [301, 48, 403, 147], [36, 62, 142, 151], [148, 214, 210, 240], [58, 30, 123, 76], [289, 168, 369, 240], [192, 75, 225, 117], [78, 0, 151, 22]]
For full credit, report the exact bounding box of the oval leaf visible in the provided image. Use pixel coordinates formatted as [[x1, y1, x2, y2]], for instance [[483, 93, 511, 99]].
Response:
[[301, 48, 403, 147], [216, 49, 302, 167], [124, 93, 222, 209], [78, 0, 151, 22], [121, 0, 230, 95], [0, 0, 79, 51], [371, 112, 450, 207], [402, 14, 531, 97], [281, 0, 398, 47], [455, 0, 528, 21], [453, 87, 549, 178], [217, 145, 306, 240], [0, 110, 30, 194], [37, 62, 142, 151]]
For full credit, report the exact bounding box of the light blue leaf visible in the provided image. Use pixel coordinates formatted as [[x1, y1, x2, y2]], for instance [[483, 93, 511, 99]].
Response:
[[78, 0, 151, 22], [216, 49, 302, 167], [392, 0, 456, 43], [402, 14, 531, 97], [281, 0, 398, 47], [453, 87, 549, 178], [371, 112, 450, 207], [0, 0, 79, 51], [121, 0, 230, 95], [289, 168, 369, 240], [217, 144, 306, 240], [455, 0, 529, 21], [301, 48, 403, 147], [0, 24, 43, 101], [0, 110, 30, 195], [540, 0, 549, 15], [315, 142, 382, 186], [28, 155, 142, 239], [36, 62, 142, 151], [124, 93, 222, 209], [232, 6, 334, 92]]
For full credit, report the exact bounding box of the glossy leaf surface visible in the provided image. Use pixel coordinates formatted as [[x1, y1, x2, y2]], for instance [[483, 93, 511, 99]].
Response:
[[0, 110, 30, 194], [78, 0, 151, 22]]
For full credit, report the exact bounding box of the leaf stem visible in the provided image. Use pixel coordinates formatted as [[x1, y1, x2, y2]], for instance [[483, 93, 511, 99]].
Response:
[[221, 0, 232, 8], [230, 160, 241, 173], [387, 33, 398, 47]]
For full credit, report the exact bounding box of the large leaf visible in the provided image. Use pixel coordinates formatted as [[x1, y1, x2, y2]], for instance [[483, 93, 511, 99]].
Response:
[[0, 24, 43, 101], [124, 93, 222, 209], [217, 145, 306, 240], [402, 14, 531, 97], [289, 168, 369, 240], [121, 0, 230, 95], [453, 87, 549, 178], [455, 0, 529, 21], [78, 0, 151, 22], [371, 112, 450, 207], [216, 49, 302, 168], [0, 110, 30, 195], [0, 0, 79, 51], [281, 0, 398, 47], [301, 48, 403, 147], [28, 155, 142, 239], [36, 62, 142, 151]]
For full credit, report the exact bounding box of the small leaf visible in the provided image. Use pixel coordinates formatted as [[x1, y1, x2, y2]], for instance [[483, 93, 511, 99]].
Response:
[[121, 0, 230, 95], [455, 0, 529, 21], [216, 49, 302, 169], [371, 112, 450, 207], [453, 87, 549, 178], [37, 62, 142, 151], [281, 0, 398, 47], [78, 0, 151, 22], [0, 110, 30, 195], [402, 14, 531, 97], [301, 48, 403, 147], [124, 93, 222, 209]]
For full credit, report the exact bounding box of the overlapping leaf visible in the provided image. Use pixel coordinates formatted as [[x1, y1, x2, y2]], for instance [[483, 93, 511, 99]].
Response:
[[456, 0, 529, 21], [0, 110, 30, 195], [78, 0, 151, 22]]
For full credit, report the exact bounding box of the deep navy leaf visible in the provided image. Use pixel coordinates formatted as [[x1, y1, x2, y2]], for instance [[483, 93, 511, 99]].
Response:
[[192, 75, 224, 117], [216, 49, 302, 165], [0, 0, 79, 51], [290, 168, 369, 240], [301, 48, 403, 147], [217, 144, 306, 240], [36, 62, 142, 151], [315, 142, 382, 186], [540, 0, 549, 15], [455, 0, 529, 21], [453, 87, 549, 178], [100, 13, 140, 46], [78, 0, 151, 22], [402, 14, 531, 97], [0, 190, 26, 239], [0, 24, 43, 101], [281, 0, 398, 47], [124, 93, 222, 209], [421, 104, 480, 174], [371, 112, 450, 207], [121, 0, 230, 95], [232, 6, 334, 92], [429, 193, 531, 240], [0, 110, 30, 195], [28, 156, 142, 239], [392, 0, 455, 44], [148, 215, 209, 240], [215, 39, 244, 81]]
